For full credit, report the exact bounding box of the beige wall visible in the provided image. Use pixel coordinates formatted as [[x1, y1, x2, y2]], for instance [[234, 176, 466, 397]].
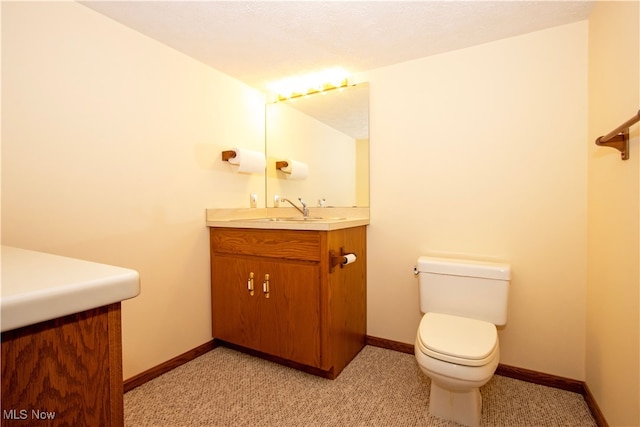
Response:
[[587, 2, 640, 426], [356, 138, 370, 206], [361, 21, 589, 380], [1, 2, 265, 378]]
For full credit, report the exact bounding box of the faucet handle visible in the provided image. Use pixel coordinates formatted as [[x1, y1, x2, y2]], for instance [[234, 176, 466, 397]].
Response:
[[298, 197, 309, 216]]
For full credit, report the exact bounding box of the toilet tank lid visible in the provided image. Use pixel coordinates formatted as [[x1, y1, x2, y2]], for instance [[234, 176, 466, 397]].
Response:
[[416, 256, 510, 280]]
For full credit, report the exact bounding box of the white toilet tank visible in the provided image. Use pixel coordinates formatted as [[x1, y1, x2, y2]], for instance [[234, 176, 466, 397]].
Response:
[[416, 256, 511, 326]]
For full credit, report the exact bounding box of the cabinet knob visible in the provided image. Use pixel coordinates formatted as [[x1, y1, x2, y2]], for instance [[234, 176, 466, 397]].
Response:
[[263, 274, 270, 298], [248, 272, 255, 296]]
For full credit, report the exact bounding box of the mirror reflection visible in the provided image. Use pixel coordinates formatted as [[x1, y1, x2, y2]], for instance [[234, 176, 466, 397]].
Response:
[[265, 83, 369, 208]]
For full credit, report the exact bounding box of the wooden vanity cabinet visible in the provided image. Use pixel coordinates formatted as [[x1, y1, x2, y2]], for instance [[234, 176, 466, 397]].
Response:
[[209, 226, 366, 379]]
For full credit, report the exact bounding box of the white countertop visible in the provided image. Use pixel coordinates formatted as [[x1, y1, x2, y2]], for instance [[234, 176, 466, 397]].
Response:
[[1, 246, 140, 332], [206, 207, 370, 231]]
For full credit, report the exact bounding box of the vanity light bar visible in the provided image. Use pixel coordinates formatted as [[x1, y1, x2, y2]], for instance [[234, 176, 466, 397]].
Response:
[[268, 67, 350, 102]]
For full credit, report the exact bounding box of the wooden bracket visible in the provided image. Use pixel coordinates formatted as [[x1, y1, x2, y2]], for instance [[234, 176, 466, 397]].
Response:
[[329, 248, 356, 273], [329, 249, 343, 273], [595, 110, 639, 161], [596, 130, 629, 160], [221, 150, 237, 162], [275, 161, 289, 171]]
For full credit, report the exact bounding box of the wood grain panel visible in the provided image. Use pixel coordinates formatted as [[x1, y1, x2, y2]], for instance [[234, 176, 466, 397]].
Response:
[[107, 304, 124, 426], [258, 259, 321, 367], [326, 226, 367, 376], [211, 255, 261, 349], [210, 228, 321, 261], [1, 304, 123, 427]]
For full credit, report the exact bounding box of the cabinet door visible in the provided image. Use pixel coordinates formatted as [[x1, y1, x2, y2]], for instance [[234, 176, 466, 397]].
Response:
[[211, 255, 322, 368], [258, 260, 321, 368], [211, 255, 260, 350]]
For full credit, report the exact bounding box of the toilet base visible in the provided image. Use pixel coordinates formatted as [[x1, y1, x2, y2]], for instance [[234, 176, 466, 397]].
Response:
[[428, 381, 482, 427]]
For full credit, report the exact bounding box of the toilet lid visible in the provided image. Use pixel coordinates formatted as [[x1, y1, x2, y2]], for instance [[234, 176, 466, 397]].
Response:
[[418, 312, 497, 367]]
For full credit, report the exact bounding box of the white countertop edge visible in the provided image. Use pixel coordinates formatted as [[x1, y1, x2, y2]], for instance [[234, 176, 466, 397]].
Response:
[[1, 246, 140, 332], [206, 217, 369, 231]]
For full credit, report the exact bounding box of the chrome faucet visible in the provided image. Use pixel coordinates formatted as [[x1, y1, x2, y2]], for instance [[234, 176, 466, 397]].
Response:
[[281, 197, 309, 217]]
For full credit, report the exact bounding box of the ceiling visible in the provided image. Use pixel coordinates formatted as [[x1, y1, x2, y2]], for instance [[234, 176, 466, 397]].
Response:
[[80, 1, 595, 93]]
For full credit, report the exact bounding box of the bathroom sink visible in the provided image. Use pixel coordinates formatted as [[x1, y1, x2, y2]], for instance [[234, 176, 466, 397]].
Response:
[[233, 216, 346, 222], [274, 216, 347, 221]]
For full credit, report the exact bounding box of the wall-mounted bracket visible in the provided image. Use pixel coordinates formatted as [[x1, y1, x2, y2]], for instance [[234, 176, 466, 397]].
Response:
[[275, 160, 289, 171], [596, 129, 629, 160], [595, 110, 639, 161], [329, 249, 344, 273], [221, 150, 237, 162], [329, 248, 356, 273]]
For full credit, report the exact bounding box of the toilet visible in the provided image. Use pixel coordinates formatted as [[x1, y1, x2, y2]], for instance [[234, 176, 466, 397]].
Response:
[[414, 256, 510, 427]]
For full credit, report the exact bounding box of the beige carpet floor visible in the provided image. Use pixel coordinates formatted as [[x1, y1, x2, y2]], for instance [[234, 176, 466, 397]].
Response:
[[124, 345, 596, 426]]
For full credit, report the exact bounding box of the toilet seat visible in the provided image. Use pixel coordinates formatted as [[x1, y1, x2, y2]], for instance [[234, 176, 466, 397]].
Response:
[[417, 312, 498, 367]]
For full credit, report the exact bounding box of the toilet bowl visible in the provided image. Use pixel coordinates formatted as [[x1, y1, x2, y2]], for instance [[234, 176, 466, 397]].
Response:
[[413, 256, 510, 427], [415, 312, 500, 427]]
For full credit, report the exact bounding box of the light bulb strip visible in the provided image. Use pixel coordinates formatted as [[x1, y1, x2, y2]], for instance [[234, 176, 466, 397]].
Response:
[[268, 68, 350, 102], [274, 78, 349, 102]]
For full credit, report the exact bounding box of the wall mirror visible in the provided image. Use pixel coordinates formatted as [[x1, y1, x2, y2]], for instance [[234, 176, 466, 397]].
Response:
[[265, 83, 369, 208]]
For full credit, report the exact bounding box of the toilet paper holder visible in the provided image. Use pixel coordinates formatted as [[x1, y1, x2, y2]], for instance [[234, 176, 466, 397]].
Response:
[[329, 248, 357, 272], [275, 160, 289, 171], [221, 150, 237, 161]]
